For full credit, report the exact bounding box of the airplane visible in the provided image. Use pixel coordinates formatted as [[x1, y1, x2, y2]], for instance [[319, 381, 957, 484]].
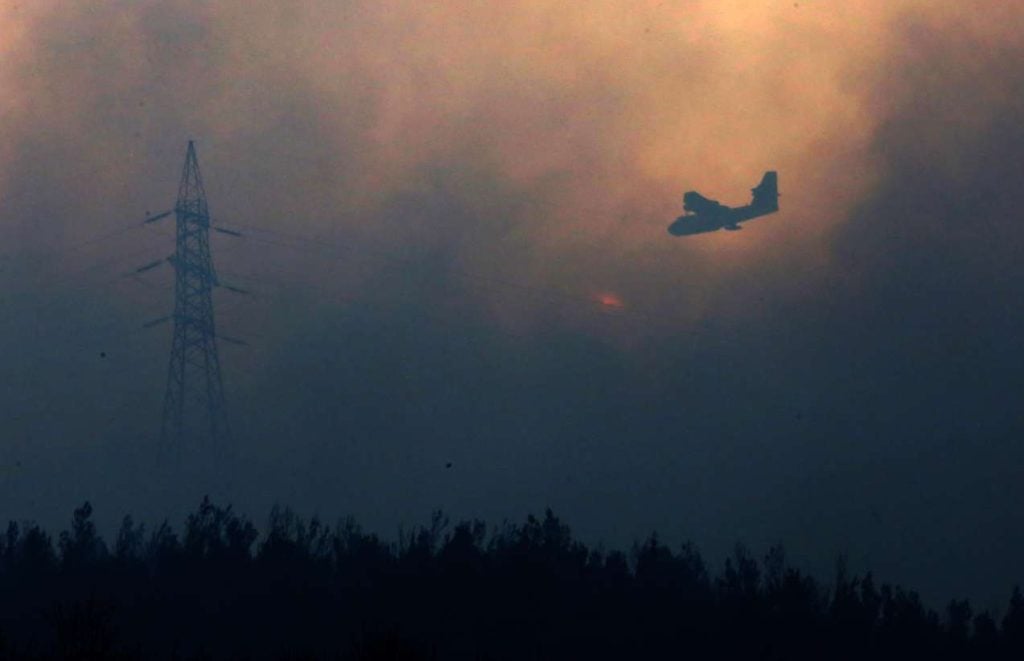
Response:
[[668, 171, 778, 236]]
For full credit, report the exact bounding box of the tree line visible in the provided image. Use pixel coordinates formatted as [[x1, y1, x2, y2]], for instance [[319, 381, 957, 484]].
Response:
[[0, 498, 1021, 659]]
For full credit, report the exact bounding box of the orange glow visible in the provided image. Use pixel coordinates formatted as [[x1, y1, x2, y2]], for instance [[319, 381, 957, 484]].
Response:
[[3, 1, 1023, 336], [595, 292, 625, 310]]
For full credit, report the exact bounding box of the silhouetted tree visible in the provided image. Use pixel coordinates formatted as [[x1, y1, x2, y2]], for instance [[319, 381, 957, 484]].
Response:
[[183, 496, 258, 563], [59, 502, 108, 571], [12, 521, 56, 576], [971, 610, 999, 660], [1003, 585, 1024, 655], [0, 500, 1016, 660], [146, 519, 179, 567], [946, 598, 973, 651], [113, 515, 145, 564]]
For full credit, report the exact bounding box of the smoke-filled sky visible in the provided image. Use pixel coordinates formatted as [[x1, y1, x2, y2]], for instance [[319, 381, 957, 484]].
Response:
[[2, 1, 1024, 609]]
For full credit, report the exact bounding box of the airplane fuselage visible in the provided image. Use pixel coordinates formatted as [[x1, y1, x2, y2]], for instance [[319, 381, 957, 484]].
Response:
[[667, 203, 777, 236]]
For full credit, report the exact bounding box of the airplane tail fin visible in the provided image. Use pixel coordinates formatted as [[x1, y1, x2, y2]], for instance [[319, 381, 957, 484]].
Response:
[[751, 171, 778, 211]]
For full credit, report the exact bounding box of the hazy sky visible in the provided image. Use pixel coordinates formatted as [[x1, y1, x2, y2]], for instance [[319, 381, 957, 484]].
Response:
[[2, 1, 1023, 610]]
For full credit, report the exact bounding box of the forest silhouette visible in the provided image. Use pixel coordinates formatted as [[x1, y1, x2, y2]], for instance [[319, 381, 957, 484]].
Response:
[[0, 499, 1022, 659]]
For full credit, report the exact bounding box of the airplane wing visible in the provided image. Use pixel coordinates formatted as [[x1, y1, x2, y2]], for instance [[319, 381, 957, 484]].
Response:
[[683, 191, 722, 215]]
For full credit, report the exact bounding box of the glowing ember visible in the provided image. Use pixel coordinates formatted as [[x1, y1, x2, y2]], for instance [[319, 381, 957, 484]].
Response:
[[595, 292, 624, 309]]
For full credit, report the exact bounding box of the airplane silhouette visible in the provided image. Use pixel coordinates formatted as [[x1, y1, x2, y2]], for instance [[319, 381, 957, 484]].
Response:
[[668, 171, 778, 236]]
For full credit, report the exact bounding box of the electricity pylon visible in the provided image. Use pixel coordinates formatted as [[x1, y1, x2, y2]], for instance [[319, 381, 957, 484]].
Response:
[[159, 141, 231, 456]]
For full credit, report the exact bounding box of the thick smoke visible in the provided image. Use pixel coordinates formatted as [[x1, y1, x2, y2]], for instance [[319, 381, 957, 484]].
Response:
[[0, 2, 909, 310], [1, 1, 1023, 609]]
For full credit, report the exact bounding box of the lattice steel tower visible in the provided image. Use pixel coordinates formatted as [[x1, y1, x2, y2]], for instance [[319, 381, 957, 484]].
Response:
[[160, 141, 231, 455]]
